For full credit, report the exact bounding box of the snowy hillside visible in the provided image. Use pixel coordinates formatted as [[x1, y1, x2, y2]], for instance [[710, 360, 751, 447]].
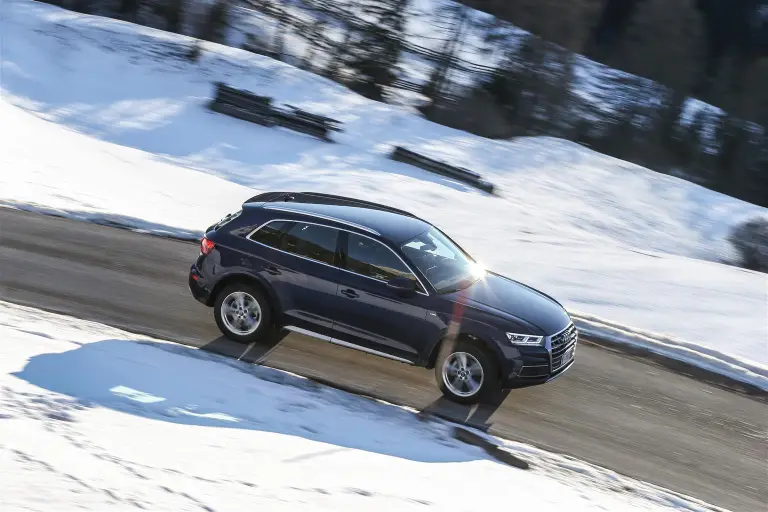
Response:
[[1, 1, 766, 385], [78, 0, 726, 121], [0, 302, 728, 511]]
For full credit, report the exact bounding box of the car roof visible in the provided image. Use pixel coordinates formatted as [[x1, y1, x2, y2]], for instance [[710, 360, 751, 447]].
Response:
[[243, 192, 431, 243]]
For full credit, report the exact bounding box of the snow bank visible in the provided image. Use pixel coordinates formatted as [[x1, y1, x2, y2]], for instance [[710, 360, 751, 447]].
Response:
[[571, 313, 768, 390], [0, 302, 725, 511], [1, 0, 766, 387]]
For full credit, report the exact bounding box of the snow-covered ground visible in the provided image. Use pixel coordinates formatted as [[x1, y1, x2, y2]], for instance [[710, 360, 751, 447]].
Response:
[[1, 1, 766, 388], [0, 301, 728, 511]]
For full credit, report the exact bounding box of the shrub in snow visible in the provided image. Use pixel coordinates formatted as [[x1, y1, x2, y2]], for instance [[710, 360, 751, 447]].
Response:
[[423, 88, 515, 139], [729, 217, 768, 272]]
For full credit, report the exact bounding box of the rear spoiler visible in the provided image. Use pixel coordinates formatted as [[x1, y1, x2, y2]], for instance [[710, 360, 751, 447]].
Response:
[[243, 191, 293, 205], [206, 210, 243, 233]]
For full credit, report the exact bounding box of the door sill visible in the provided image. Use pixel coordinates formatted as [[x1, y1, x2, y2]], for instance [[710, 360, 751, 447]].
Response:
[[283, 325, 415, 365]]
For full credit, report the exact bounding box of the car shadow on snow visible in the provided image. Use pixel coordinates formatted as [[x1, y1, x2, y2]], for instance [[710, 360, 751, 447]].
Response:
[[13, 338, 483, 464], [198, 330, 290, 365], [420, 391, 511, 432]]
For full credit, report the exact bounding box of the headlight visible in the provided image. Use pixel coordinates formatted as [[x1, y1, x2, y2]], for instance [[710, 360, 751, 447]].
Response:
[[506, 333, 544, 346]]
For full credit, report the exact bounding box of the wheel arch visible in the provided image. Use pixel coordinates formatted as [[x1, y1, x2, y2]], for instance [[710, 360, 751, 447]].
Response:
[[208, 273, 283, 321], [425, 331, 503, 380]]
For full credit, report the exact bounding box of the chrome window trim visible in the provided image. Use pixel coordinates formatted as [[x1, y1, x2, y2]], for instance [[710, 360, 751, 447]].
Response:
[[246, 219, 430, 296], [246, 220, 342, 271], [284, 326, 414, 364], [263, 205, 381, 236]]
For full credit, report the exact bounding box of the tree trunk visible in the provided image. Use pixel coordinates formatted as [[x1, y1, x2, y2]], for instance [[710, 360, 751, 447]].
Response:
[[426, 5, 469, 104], [272, 2, 286, 60], [119, 0, 140, 21], [166, 0, 185, 34]]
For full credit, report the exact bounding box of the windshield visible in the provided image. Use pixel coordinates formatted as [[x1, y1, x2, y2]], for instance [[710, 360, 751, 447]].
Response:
[[401, 228, 485, 293]]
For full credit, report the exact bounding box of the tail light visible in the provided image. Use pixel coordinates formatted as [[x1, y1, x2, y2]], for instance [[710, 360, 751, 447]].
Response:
[[201, 236, 215, 256]]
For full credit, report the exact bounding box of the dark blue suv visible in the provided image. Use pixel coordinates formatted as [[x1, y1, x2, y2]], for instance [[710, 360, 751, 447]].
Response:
[[189, 192, 577, 403]]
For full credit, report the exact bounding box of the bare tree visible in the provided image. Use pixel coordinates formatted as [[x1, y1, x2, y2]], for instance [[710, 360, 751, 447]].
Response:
[[423, 3, 470, 104]]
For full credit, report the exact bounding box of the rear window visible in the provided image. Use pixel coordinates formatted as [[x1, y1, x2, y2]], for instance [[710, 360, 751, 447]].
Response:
[[249, 220, 291, 248], [280, 222, 339, 265]]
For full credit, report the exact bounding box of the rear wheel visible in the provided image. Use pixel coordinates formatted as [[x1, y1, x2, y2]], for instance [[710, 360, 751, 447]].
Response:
[[214, 283, 272, 343], [435, 339, 499, 404]]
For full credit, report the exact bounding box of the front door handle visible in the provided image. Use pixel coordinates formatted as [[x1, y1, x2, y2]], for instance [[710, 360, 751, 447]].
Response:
[[265, 266, 282, 276], [340, 288, 359, 299]]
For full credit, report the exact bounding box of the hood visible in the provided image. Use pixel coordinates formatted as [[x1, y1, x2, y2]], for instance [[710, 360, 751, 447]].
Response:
[[459, 273, 571, 335]]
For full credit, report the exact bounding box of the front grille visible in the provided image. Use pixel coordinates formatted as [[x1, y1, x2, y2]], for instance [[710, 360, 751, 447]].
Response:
[[551, 323, 577, 350], [550, 323, 578, 370]]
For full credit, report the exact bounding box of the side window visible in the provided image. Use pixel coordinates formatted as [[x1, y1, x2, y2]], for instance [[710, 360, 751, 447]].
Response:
[[249, 220, 291, 248], [346, 233, 420, 289], [280, 222, 339, 265]]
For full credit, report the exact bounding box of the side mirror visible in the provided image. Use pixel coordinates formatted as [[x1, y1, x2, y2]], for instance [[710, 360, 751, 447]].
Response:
[[387, 277, 417, 297]]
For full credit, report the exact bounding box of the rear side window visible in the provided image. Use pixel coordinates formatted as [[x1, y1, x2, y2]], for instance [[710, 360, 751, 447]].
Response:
[[249, 220, 291, 248], [346, 233, 421, 289], [280, 222, 339, 265]]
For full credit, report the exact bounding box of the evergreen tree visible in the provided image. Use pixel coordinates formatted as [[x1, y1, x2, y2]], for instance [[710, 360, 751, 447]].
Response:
[[119, 0, 141, 21], [198, 0, 231, 44], [165, 0, 185, 34], [346, 0, 409, 101]]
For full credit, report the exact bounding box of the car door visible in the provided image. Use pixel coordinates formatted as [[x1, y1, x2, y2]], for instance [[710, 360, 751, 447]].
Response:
[[249, 220, 343, 337], [332, 231, 441, 362]]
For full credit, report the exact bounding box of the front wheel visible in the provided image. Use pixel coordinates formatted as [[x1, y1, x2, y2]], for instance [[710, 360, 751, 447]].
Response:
[[213, 283, 272, 343], [435, 340, 500, 404]]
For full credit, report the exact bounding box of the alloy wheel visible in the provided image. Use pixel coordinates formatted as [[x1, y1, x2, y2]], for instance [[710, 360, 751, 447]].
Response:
[[221, 291, 262, 335], [442, 351, 484, 398]]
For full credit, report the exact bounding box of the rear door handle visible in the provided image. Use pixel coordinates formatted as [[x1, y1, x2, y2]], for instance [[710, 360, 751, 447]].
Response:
[[340, 288, 359, 299], [265, 266, 282, 276]]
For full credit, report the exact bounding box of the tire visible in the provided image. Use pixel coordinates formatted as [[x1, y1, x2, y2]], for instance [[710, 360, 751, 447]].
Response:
[[435, 339, 500, 404], [213, 283, 272, 343]]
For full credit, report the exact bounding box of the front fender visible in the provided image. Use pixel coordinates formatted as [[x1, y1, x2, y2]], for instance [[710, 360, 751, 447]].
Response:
[[423, 314, 506, 368]]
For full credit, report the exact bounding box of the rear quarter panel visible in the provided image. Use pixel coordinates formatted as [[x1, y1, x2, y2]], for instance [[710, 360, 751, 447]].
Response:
[[202, 211, 285, 317]]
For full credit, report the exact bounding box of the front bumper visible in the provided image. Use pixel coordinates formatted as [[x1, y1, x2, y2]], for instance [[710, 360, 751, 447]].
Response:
[[499, 325, 578, 388], [503, 357, 576, 388]]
